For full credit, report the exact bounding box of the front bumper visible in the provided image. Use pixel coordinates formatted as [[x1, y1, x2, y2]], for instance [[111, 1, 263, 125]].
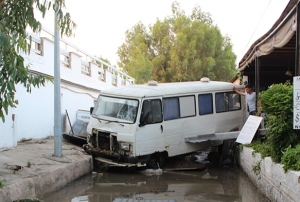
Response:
[[83, 144, 150, 167]]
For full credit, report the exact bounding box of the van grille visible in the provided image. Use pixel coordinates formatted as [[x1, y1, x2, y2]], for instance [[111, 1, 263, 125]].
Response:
[[97, 131, 110, 150]]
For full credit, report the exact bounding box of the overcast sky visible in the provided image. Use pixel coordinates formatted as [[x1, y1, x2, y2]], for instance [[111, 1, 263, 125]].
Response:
[[39, 0, 290, 67]]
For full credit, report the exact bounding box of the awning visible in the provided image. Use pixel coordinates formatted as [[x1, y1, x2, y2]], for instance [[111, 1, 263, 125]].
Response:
[[238, 0, 298, 71]]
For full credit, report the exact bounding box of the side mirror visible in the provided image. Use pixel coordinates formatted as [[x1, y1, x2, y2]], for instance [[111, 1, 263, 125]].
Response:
[[90, 107, 94, 115]]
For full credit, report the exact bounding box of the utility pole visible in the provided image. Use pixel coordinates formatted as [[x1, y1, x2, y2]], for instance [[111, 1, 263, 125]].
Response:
[[53, 1, 62, 157]]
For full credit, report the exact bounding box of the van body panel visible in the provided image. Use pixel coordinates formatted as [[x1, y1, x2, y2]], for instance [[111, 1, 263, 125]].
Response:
[[164, 117, 205, 157], [135, 97, 164, 156], [136, 123, 164, 155]]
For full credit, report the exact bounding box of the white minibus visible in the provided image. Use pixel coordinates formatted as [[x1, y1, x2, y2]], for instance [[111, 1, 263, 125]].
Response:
[[84, 78, 246, 168]]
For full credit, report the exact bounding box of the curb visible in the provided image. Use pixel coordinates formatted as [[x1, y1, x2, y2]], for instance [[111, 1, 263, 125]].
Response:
[[239, 147, 300, 202], [0, 155, 92, 201]]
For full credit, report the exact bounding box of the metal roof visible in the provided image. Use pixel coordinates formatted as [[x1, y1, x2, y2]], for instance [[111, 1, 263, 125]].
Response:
[[100, 80, 241, 98]]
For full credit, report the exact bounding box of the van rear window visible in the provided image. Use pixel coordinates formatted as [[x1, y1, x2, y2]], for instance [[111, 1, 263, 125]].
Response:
[[215, 92, 241, 113]]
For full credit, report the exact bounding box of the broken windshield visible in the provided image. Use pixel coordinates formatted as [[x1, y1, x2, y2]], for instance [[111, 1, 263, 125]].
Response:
[[92, 95, 139, 123]]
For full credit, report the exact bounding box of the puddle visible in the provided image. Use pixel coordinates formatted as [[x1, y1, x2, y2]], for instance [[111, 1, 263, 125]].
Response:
[[40, 166, 270, 202]]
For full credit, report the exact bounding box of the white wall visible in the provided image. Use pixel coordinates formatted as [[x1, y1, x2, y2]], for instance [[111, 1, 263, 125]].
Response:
[[0, 109, 15, 148], [239, 147, 300, 202], [61, 85, 97, 133]]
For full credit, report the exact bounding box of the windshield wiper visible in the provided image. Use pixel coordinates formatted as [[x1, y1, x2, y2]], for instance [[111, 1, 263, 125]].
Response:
[[105, 120, 124, 127], [92, 115, 125, 126]]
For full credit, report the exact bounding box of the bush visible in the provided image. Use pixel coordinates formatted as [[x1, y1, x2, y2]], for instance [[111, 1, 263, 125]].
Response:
[[281, 144, 300, 172], [259, 82, 300, 162], [248, 140, 272, 158], [0, 179, 6, 188]]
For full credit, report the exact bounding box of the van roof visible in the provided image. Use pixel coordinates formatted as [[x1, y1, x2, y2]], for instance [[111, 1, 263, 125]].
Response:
[[100, 80, 243, 98]]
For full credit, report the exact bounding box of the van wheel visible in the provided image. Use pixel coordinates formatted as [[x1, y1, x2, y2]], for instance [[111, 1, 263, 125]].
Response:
[[207, 151, 220, 165], [147, 155, 159, 169]]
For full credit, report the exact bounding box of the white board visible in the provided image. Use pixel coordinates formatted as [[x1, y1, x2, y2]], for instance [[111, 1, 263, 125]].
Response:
[[293, 76, 300, 129], [77, 110, 90, 122], [236, 115, 263, 144]]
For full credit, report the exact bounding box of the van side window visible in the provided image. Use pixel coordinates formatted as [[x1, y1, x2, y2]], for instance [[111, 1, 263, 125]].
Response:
[[179, 96, 196, 117], [163, 97, 180, 120], [198, 93, 213, 115], [228, 92, 241, 110], [215, 92, 241, 113], [140, 99, 162, 125], [163, 96, 196, 121]]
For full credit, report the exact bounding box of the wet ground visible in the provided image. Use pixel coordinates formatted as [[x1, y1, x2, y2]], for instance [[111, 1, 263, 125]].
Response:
[[40, 164, 270, 202]]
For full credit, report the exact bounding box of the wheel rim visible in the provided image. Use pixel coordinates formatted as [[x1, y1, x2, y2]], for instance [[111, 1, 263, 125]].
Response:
[[147, 155, 158, 169]]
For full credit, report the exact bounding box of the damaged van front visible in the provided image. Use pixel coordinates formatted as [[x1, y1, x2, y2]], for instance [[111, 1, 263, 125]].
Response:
[[83, 95, 149, 167]]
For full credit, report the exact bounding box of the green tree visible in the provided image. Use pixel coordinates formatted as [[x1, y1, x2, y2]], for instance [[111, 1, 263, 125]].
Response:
[[0, 0, 76, 122], [117, 1, 236, 84], [118, 22, 152, 84]]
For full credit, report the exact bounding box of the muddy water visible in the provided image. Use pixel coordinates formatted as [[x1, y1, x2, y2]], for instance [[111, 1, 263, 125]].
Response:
[[40, 166, 269, 202]]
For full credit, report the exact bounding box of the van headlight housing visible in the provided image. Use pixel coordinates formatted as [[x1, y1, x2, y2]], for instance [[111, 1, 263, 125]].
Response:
[[120, 142, 130, 151], [92, 128, 97, 135]]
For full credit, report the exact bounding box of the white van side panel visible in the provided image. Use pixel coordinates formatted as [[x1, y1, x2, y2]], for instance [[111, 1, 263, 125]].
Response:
[[135, 124, 164, 156], [164, 116, 215, 157], [213, 111, 244, 132]]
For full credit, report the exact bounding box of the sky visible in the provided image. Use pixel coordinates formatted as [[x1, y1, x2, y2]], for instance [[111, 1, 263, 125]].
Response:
[[38, 0, 290, 67]]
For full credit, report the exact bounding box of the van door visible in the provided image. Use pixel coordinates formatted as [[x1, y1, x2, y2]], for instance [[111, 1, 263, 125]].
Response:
[[135, 98, 164, 156]]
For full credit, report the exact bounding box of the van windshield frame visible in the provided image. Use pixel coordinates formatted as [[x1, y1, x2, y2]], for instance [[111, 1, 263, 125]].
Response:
[[92, 95, 139, 124]]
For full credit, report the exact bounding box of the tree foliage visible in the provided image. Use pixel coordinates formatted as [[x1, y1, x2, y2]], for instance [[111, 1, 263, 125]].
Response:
[[117, 1, 236, 84], [0, 0, 76, 122]]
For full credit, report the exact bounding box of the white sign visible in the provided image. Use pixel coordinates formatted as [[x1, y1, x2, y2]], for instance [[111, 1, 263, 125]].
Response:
[[77, 110, 90, 122], [236, 115, 263, 144], [293, 76, 300, 129]]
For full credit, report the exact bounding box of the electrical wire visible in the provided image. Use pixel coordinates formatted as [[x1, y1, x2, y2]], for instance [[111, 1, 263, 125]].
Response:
[[61, 85, 98, 99], [242, 0, 273, 55]]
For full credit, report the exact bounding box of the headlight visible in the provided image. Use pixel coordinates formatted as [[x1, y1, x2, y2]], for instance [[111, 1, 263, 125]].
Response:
[[120, 142, 130, 151]]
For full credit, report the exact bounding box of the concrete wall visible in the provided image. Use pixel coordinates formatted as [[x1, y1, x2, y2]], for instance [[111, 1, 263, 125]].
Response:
[[0, 28, 134, 149], [239, 147, 300, 202]]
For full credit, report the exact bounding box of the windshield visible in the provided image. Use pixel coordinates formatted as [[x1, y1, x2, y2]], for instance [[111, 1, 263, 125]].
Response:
[[92, 95, 139, 123]]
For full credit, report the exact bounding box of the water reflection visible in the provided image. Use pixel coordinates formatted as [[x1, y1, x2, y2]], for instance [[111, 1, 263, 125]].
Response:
[[41, 166, 269, 202]]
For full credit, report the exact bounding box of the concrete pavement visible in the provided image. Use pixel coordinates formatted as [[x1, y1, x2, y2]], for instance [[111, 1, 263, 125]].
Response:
[[0, 137, 92, 202]]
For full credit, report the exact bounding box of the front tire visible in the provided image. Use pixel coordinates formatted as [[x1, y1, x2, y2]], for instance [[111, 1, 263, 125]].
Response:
[[158, 152, 167, 168], [146, 152, 168, 169], [146, 155, 159, 169]]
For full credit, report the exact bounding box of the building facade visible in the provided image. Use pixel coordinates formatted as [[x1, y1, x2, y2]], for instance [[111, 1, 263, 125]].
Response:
[[0, 27, 134, 148]]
